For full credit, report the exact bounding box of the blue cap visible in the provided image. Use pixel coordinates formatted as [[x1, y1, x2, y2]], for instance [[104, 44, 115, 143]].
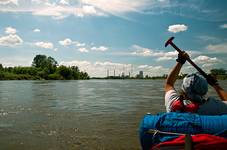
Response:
[[181, 73, 208, 103]]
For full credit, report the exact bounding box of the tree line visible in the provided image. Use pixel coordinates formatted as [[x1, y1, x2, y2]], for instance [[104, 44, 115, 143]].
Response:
[[0, 55, 89, 80], [177, 68, 227, 80]]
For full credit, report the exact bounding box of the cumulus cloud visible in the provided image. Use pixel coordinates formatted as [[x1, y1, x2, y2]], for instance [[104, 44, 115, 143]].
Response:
[[206, 43, 227, 53], [59, 38, 86, 47], [220, 24, 227, 29], [33, 28, 40, 32], [0, 0, 18, 5], [131, 45, 153, 56], [131, 45, 178, 60], [5, 26, 17, 34], [168, 24, 188, 33], [60, 60, 91, 68], [0, 0, 226, 22], [191, 55, 223, 72], [0, 56, 32, 67], [78, 47, 89, 53], [59, 38, 108, 53], [59, 0, 69, 5], [91, 46, 108, 51], [81, 0, 154, 14], [138, 65, 148, 69], [0, 26, 22, 46], [193, 55, 222, 64], [137, 64, 169, 77], [197, 35, 220, 42], [0, 0, 166, 19], [0, 34, 23, 46], [130, 45, 200, 61], [75, 41, 86, 47], [35, 41, 55, 50], [59, 38, 72, 46], [31, 4, 105, 19]]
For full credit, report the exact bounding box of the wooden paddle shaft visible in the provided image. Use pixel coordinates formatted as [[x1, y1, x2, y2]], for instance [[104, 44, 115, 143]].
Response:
[[169, 40, 208, 78]]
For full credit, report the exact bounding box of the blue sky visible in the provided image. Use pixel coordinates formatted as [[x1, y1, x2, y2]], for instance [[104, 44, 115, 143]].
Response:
[[0, 0, 227, 77]]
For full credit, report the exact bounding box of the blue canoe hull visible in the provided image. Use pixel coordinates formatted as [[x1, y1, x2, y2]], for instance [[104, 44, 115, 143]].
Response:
[[139, 112, 227, 150]]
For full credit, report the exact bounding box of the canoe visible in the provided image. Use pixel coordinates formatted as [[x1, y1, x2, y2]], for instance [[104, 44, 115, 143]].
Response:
[[139, 112, 227, 150]]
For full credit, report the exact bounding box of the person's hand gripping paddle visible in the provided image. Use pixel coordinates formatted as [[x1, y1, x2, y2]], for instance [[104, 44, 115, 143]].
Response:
[[165, 37, 218, 86]]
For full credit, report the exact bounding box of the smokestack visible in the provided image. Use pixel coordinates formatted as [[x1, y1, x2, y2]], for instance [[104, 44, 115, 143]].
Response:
[[107, 69, 109, 77]]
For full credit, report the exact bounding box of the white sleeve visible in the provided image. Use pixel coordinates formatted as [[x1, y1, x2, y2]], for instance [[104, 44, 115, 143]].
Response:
[[165, 89, 180, 112]]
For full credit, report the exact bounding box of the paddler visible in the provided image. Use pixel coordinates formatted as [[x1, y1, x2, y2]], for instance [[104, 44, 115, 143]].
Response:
[[164, 52, 227, 115]]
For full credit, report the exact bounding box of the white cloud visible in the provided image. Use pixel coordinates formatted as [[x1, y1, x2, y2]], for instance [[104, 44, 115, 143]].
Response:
[[31, 4, 105, 19], [220, 24, 227, 29], [60, 60, 133, 77], [156, 56, 175, 61], [197, 35, 220, 42], [0, 34, 23, 46], [82, 5, 97, 15], [131, 45, 153, 56], [78, 47, 89, 53], [59, 38, 86, 47], [136, 64, 169, 77], [131, 45, 178, 60], [35, 41, 54, 49], [130, 45, 200, 61], [32, 5, 69, 19], [33, 28, 40, 32], [138, 65, 148, 69], [168, 24, 188, 33], [5, 26, 17, 34], [0, 0, 165, 19], [0, 56, 32, 67], [0, 1, 226, 22], [59, 0, 69, 5], [91, 46, 108, 51], [0, 0, 18, 5], [60, 58, 172, 77], [81, 0, 152, 14], [193, 55, 221, 64], [75, 41, 86, 47], [206, 43, 227, 53], [59, 38, 108, 53], [59, 38, 72, 46], [202, 63, 213, 68]]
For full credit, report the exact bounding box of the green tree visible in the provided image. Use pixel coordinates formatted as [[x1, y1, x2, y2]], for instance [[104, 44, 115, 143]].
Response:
[[0, 64, 3, 71], [32, 55, 47, 68], [57, 65, 72, 79], [32, 54, 58, 76], [46, 56, 58, 74], [210, 68, 226, 75], [71, 66, 80, 79], [79, 71, 89, 79]]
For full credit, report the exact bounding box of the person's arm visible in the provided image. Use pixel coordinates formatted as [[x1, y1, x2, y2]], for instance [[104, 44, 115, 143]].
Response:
[[165, 63, 183, 92], [206, 75, 227, 101], [212, 84, 227, 101], [165, 52, 189, 92]]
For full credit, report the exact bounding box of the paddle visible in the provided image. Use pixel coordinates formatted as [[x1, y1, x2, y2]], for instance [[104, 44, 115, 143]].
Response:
[[165, 36, 209, 79]]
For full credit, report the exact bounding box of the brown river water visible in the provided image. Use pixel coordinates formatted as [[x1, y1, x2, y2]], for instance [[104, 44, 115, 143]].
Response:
[[0, 80, 226, 150]]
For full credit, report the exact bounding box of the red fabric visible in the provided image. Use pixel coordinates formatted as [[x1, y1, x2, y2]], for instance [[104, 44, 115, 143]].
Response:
[[171, 100, 199, 113], [184, 102, 199, 112], [171, 100, 183, 112], [152, 134, 227, 150]]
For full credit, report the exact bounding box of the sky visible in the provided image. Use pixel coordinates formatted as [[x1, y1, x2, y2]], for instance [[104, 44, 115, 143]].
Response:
[[0, 0, 227, 77]]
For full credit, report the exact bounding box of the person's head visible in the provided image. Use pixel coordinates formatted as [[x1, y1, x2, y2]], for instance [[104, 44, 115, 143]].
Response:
[[181, 73, 208, 103]]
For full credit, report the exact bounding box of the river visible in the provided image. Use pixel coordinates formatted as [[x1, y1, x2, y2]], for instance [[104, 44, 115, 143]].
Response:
[[0, 80, 226, 150]]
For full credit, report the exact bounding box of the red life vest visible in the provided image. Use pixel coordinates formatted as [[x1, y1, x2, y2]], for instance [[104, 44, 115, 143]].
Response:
[[152, 134, 227, 150], [171, 99, 199, 113]]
